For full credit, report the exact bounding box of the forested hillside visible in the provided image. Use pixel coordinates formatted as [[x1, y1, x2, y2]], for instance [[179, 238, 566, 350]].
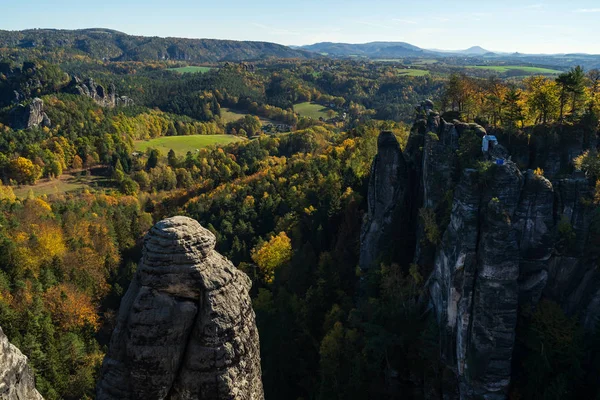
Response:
[[0, 28, 313, 62]]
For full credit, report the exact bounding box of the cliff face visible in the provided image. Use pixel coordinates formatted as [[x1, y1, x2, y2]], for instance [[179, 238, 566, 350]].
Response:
[[97, 216, 263, 400], [359, 131, 409, 270], [360, 102, 600, 399], [0, 327, 43, 400], [9, 97, 51, 130], [431, 163, 527, 399]]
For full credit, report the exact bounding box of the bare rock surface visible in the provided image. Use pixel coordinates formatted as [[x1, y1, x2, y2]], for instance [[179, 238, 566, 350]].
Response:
[[97, 216, 263, 400], [68, 76, 133, 107], [0, 327, 43, 400], [359, 131, 409, 270], [9, 97, 51, 130]]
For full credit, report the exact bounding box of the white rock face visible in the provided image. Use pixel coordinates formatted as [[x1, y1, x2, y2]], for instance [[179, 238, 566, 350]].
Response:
[[0, 327, 43, 400]]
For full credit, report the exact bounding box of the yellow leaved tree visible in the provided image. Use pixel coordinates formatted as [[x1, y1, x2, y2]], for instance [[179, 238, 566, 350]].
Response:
[[251, 231, 292, 284]]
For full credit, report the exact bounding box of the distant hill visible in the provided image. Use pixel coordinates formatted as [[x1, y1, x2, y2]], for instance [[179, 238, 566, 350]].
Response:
[[298, 41, 434, 58], [0, 28, 314, 62], [298, 42, 499, 58], [459, 46, 491, 55]]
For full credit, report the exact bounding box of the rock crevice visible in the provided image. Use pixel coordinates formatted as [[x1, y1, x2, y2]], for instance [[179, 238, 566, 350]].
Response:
[[97, 216, 263, 400], [360, 101, 600, 399]]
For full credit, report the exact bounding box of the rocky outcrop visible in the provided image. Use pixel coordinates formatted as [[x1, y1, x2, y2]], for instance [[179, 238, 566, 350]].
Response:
[[68, 77, 133, 108], [0, 327, 43, 400], [359, 131, 409, 270], [97, 216, 263, 400], [515, 171, 554, 307], [430, 162, 524, 400], [9, 98, 51, 130], [360, 102, 600, 399]]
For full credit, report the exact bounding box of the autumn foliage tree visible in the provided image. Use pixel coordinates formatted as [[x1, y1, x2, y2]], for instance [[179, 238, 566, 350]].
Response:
[[251, 231, 292, 284], [9, 157, 42, 184], [44, 284, 99, 331]]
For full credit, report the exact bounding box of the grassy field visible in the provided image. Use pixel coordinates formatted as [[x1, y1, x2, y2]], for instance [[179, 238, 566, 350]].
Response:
[[465, 65, 562, 74], [412, 59, 439, 65], [13, 168, 111, 198], [374, 58, 438, 65], [294, 102, 336, 119], [220, 108, 275, 125], [167, 66, 213, 74], [135, 134, 243, 155], [397, 68, 430, 77]]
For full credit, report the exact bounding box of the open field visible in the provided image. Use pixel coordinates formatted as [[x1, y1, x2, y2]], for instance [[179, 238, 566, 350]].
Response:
[[411, 59, 439, 65], [167, 66, 213, 74], [294, 102, 336, 119], [135, 134, 243, 155], [465, 65, 563, 74], [375, 58, 438, 65], [220, 108, 276, 125], [13, 168, 111, 198], [220, 108, 249, 124], [397, 68, 430, 77]]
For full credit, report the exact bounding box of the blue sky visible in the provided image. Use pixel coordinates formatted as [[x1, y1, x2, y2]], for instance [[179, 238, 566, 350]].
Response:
[[1, 0, 600, 53]]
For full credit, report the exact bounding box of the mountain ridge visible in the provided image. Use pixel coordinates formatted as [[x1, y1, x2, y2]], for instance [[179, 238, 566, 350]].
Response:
[[0, 28, 315, 62]]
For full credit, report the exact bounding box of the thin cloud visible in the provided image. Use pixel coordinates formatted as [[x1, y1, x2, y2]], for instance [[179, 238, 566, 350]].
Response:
[[525, 3, 544, 9], [392, 18, 417, 24], [574, 8, 600, 12]]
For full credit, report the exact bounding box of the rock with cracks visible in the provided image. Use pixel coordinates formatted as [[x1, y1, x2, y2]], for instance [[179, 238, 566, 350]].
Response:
[[97, 216, 263, 400]]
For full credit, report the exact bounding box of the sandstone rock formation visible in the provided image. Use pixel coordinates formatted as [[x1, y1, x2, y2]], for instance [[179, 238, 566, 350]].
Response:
[[97, 216, 263, 400], [431, 162, 524, 399], [0, 327, 43, 400], [9, 98, 51, 130], [359, 131, 409, 270], [68, 77, 133, 108], [360, 102, 600, 399]]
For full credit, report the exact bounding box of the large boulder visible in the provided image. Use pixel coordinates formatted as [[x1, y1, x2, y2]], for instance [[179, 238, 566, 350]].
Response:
[[0, 327, 43, 400], [96, 216, 263, 400]]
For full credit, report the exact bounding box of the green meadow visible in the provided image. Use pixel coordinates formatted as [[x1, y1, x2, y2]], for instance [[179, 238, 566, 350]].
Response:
[[465, 65, 563, 74], [294, 102, 336, 119], [167, 66, 213, 74], [135, 134, 243, 155]]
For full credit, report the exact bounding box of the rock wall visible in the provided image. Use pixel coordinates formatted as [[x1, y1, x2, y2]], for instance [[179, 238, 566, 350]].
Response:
[[360, 102, 600, 399], [68, 77, 133, 108], [0, 327, 43, 400], [359, 131, 409, 270], [9, 97, 51, 130], [97, 216, 263, 400]]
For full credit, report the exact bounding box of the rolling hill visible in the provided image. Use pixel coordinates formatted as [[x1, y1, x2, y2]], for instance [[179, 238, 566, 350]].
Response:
[[0, 28, 315, 62], [298, 41, 433, 57]]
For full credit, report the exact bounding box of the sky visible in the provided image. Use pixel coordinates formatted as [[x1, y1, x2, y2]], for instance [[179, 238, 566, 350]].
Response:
[[1, 0, 600, 54]]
